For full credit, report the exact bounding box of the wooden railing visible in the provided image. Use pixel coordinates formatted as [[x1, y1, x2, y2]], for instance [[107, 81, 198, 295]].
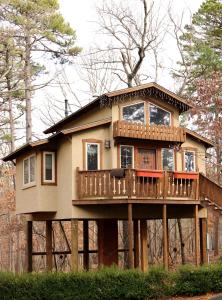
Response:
[[76, 169, 199, 201], [199, 173, 222, 207], [113, 120, 186, 143]]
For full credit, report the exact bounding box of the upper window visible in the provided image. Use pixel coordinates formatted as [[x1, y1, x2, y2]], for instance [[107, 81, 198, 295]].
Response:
[[122, 102, 145, 123], [43, 152, 56, 183], [23, 155, 36, 186], [162, 148, 174, 171], [120, 145, 134, 168], [149, 104, 171, 126], [184, 151, 196, 172], [86, 143, 100, 170]]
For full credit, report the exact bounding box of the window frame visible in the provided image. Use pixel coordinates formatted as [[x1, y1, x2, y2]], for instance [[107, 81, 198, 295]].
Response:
[[83, 139, 103, 171], [161, 148, 175, 171], [23, 154, 36, 188], [121, 101, 146, 124], [148, 102, 172, 126], [120, 145, 134, 169], [42, 151, 56, 185], [183, 150, 196, 172]]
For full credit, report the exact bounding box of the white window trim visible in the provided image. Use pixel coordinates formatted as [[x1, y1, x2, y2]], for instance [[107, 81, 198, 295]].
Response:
[[120, 145, 134, 168], [23, 154, 36, 188], [148, 102, 172, 126], [161, 148, 174, 171], [121, 101, 146, 124], [43, 151, 56, 183], [184, 150, 196, 172], [86, 143, 101, 170]]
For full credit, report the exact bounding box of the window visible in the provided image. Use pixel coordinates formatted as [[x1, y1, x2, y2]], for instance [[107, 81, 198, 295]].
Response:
[[86, 143, 100, 170], [184, 151, 196, 172], [162, 148, 174, 171], [43, 152, 56, 183], [122, 102, 145, 123], [23, 155, 36, 186], [120, 145, 134, 168], [149, 104, 171, 126]]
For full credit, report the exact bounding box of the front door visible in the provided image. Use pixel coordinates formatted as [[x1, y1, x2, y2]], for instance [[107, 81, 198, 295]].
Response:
[[137, 148, 156, 169]]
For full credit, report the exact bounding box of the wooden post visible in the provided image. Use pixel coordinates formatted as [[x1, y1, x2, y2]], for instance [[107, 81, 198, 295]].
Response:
[[140, 220, 148, 272], [83, 220, 89, 270], [71, 219, 78, 272], [134, 220, 139, 268], [46, 220, 53, 271], [163, 204, 168, 270], [27, 221, 32, 272], [194, 205, 199, 266], [200, 218, 207, 265], [128, 204, 134, 268]]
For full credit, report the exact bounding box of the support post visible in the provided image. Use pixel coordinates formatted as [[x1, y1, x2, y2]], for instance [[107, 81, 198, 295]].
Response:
[[140, 220, 148, 272], [194, 205, 199, 266], [163, 204, 168, 270], [71, 219, 78, 272], [83, 220, 89, 270], [200, 218, 207, 265], [46, 220, 53, 271], [27, 221, 32, 272], [128, 204, 134, 268], [134, 220, 139, 268]]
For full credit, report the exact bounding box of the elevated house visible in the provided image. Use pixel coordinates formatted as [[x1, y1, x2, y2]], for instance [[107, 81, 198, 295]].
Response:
[[3, 82, 222, 271]]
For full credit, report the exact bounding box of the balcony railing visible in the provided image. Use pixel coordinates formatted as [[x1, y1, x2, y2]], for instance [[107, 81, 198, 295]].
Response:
[[76, 169, 199, 201], [113, 120, 186, 143]]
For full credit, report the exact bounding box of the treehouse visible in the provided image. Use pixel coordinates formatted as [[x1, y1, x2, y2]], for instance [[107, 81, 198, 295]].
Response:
[[3, 82, 222, 271]]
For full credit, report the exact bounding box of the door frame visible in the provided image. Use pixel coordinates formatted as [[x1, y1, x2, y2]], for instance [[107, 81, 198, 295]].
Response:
[[136, 147, 157, 170]]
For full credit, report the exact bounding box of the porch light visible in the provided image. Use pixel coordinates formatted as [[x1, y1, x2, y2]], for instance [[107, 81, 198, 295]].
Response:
[[105, 139, 111, 149]]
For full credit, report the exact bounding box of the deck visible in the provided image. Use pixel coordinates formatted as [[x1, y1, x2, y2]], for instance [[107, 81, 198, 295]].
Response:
[[76, 169, 199, 204]]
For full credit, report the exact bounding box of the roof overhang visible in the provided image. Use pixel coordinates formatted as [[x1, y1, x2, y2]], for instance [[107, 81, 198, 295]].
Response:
[[185, 128, 215, 148]]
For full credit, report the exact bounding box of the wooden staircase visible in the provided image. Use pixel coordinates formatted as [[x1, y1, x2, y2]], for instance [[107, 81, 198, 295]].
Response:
[[199, 173, 222, 208]]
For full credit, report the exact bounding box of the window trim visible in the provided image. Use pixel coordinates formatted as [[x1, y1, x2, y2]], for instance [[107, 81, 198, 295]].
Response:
[[42, 151, 56, 185], [183, 149, 196, 172], [23, 154, 36, 188], [149, 102, 172, 126], [161, 148, 175, 171], [120, 145, 134, 169], [121, 101, 146, 124], [83, 139, 103, 171]]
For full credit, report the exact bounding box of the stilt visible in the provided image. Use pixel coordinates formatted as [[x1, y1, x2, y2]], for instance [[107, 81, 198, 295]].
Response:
[[200, 218, 207, 265], [71, 219, 78, 272], [27, 221, 33, 272], [140, 220, 148, 272], [46, 220, 53, 271], [83, 220, 89, 270], [194, 205, 199, 266], [163, 204, 168, 270], [128, 204, 134, 268], [134, 220, 139, 268]]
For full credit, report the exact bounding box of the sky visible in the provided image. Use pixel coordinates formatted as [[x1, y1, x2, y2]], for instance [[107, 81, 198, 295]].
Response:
[[32, 0, 204, 136]]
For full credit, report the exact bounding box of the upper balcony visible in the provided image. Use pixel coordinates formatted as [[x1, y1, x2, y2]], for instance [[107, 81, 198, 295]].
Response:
[[113, 120, 186, 143]]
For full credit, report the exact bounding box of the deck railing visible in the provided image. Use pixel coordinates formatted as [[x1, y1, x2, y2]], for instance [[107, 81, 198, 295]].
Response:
[[113, 120, 186, 143], [76, 169, 199, 201]]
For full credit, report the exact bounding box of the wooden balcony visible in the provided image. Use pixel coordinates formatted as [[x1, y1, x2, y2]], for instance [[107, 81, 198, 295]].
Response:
[[113, 120, 186, 143], [76, 169, 199, 203]]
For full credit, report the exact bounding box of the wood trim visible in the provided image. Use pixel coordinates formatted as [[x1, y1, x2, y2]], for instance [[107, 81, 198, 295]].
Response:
[[72, 199, 200, 205], [41, 151, 57, 186], [82, 139, 103, 170]]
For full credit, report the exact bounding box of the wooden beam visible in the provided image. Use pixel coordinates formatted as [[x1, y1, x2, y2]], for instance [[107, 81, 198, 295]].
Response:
[[163, 204, 168, 270], [134, 220, 139, 268], [46, 220, 53, 271], [71, 219, 78, 272], [27, 221, 32, 273], [128, 204, 134, 268], [200, 218, 207, 265], [83, 220, 89, 270], [140, 220, 148, 272], [194, 205, 200, 266]]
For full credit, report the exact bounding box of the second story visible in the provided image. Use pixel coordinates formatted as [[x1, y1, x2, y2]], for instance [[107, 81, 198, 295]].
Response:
[[3, 83, 215, 218]]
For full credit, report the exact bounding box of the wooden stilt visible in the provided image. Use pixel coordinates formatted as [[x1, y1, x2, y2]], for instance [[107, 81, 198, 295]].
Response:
[[83, 220, 89, 270], [71, 219, 78, 272], [200, 218, 207, 265], [134, 220, 139, 268], [46, 220, 53, 271], [140, 220, 148, 272], [194, 205, 199, 266], [27, 221, 33, 272], [128, 204, 134, 268], [163, 204, 168, 270]]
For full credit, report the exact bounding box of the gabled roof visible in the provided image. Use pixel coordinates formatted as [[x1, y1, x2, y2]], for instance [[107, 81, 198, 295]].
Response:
[[44, 82, 193, 134], [185, 128, 215, 149]]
